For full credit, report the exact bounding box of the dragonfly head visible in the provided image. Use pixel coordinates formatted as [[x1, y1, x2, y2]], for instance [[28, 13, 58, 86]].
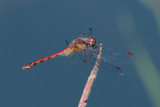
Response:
[[88, 36, 96, 47]]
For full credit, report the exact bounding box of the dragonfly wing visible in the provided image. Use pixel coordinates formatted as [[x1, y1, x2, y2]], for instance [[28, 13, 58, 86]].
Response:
[[100, 47, 133, 65], [79, 28, 93, 38], [99, 60, 124, 75], [82, 49, 124, 75]]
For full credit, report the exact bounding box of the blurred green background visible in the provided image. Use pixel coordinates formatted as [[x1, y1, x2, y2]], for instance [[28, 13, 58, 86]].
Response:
[[0, 0, 160, 107]]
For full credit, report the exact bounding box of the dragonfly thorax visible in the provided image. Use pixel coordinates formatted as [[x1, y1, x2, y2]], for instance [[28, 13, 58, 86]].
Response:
[[88, 36, 96, 47]]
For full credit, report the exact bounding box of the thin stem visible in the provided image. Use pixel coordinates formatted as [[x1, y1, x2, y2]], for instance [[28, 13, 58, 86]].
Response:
[[78, 44, 103, 107]]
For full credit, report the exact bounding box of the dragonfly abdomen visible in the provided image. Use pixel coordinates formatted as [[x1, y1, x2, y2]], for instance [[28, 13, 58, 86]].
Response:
[[22, 46, 70, 70]]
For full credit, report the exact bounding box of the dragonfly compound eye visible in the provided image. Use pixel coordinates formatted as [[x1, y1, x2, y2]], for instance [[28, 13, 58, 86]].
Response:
[[88, 36, 96, 47]]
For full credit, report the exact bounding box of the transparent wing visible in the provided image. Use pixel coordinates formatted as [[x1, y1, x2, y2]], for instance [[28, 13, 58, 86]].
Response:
[[100, 47, 133, 65], [65, 28, 93, 45], [84, 49, 125, 75], [71, 48, 124, 75], [79, 28, 93, 38]]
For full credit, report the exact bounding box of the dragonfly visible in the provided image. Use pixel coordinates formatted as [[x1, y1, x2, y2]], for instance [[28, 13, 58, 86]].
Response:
[[22, 28, 133, 74]]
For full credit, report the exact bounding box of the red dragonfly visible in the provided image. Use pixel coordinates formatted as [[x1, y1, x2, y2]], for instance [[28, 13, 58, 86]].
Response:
[[22, 28, 133, 74]]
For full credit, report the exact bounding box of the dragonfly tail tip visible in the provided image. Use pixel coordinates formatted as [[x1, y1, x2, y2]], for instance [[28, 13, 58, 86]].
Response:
[[22, 66, 30, 70]]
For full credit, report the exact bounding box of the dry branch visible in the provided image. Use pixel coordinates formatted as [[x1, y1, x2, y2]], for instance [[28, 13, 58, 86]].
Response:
[[78, 43, 103, 107]]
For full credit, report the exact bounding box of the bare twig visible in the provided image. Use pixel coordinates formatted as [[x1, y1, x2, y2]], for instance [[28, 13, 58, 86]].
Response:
[[78, 43, 103, 107]]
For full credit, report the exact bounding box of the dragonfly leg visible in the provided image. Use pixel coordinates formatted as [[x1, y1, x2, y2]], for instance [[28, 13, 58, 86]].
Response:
[[88, 45, 100, 56], [91, 44, 100, 52], [87, 48, 94, 56], [83, 49, 94, 64]]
